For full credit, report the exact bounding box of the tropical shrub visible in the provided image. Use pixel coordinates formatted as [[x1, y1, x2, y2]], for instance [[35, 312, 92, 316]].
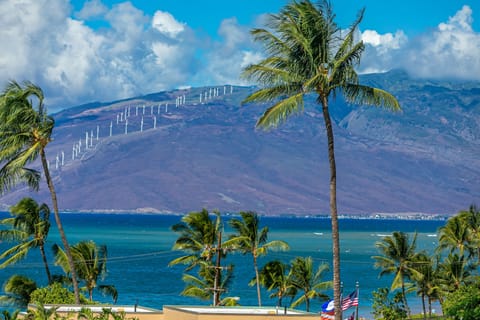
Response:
[[442, 284, 480, 320], [30, 283, 89, 305], [372, 287, 408, 320]]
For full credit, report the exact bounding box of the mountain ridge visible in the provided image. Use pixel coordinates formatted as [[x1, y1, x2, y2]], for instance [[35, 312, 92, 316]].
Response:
[[0, 70, 478, 216]]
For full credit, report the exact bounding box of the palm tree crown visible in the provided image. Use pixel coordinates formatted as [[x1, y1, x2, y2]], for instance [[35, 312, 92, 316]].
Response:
[[256, 260, 294, 307], [288, 256, 331, 312], [242, 1, 400, 318], [169, 209, 222, 268], [437, 215, 473, 258], [0, 197, 52, 283], [53, 240, 117, 303]]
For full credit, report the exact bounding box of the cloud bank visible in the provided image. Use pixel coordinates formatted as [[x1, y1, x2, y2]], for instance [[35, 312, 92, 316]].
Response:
[[360, 5, 480, 80], [0, 1, 478, 111]]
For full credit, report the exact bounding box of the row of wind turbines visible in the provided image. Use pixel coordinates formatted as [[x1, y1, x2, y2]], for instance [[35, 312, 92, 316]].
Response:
[[49, 85, 236, 171]]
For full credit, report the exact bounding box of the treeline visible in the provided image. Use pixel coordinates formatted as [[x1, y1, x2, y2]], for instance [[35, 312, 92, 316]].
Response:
[[371, 205, 480, 320]]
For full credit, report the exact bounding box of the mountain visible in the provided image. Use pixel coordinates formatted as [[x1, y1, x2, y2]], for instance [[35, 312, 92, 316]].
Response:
[[0, 70, 478, 216]]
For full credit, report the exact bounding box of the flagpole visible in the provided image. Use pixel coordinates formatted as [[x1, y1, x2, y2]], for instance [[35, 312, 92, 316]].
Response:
[[355, 281, 359, 320]]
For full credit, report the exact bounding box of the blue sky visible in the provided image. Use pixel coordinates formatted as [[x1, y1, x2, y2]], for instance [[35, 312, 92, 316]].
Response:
[[1, 0, 479, 110]]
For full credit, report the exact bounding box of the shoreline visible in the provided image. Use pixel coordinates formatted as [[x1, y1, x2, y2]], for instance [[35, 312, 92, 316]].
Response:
[[0, 208, 449, 221]]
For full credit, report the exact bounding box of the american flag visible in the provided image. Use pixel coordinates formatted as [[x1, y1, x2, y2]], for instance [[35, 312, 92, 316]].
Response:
[[341, 289, 359, 311]]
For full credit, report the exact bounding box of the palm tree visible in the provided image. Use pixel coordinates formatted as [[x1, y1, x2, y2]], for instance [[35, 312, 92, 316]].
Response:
[[288, 256, 331, 312], [437, 215, 473, 258], [256, 260, 294, 307], [228, 211, 289, 306], [0, 197, 52, 283], [458, 205, 480, 262], [1, 310, 20, 320], [412, 252, 441, 319], [241, 2, 400, 317], [0, 275, 37, 308], [0, 81, 81, 303], [53, 241, 117, 303], [437, 253, 476, 294], [373, 231, 422, 316], [180, 260, 236, 306], [24, 302, 57, 320], [169, 209, 222, 269]]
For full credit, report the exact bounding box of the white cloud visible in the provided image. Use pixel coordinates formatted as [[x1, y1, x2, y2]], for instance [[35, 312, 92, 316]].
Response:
[[0, 1, 478, 112], [359, 5, 480, 80], [362, 30, 407, 52], [402, 5, 480, 80], [196, 17, 259, 86], [75, 0, 108, 20], [152, 10, 185, 38], [0, 0, 200, 111]]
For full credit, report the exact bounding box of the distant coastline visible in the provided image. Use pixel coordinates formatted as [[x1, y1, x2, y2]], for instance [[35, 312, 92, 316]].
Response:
[[0, 207, 449, 221]]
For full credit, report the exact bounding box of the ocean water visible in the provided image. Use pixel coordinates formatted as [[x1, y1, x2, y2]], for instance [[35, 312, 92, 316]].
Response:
[[0, 212, 445, 317]]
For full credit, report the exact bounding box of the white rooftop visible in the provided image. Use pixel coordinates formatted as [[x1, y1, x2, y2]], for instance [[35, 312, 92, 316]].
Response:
[[168, 306, 308, 315], [41, 305, 160, 313]]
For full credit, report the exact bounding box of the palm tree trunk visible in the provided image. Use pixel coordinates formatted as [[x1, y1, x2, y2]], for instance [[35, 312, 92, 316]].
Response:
[[213, 231, 222, 306], [421, 293, 426, 320], [401, 280, 410, 318], [254, 255, 262, 306], [39, 244, 52, 284], [40, 150, 81, 304], [321, 98, 341, 320]]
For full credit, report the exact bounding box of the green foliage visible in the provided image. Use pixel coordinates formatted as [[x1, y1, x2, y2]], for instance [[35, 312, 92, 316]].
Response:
[[29, 283, 89, 305], [443, 284, 480, 320], [288, 257, 331, 312], [0, 198, 52, 283], [372, 287, 408, 320], [180, 260, 235, 305], [256, 260, 294, 307], [24, 303, 58, 320], [0, 275, 37, 308], [169, 209, 222, 268], [372, 231, 423, 316], [1, 310, 20, 320], [53, 241, 116, 302]]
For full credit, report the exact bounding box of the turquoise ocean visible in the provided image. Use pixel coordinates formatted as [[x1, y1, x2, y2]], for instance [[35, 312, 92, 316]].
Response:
[[0, 212, 445, 317]]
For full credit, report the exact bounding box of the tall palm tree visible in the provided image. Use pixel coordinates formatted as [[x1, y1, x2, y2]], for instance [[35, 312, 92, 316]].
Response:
[[53, 241, 117, 303], [0, 81, 80, 303], [241, 2, 400, 317], [256, 260, 294, 307], [169, 209, 222, 269], [373, 231, 422, 316], [0, 275, 37, 308], [228, 211, 289, 306], [0, 197, 52, 283], [288, 256, 331, 312], [437, 215, 473, 258]]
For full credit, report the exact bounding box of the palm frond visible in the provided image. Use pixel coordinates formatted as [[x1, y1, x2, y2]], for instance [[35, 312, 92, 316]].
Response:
[[256, 93, 304, 129], [343, 84, 401, 110]]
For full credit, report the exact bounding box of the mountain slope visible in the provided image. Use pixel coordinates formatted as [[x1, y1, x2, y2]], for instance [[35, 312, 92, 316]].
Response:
[[0, 71, 478, 216]]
